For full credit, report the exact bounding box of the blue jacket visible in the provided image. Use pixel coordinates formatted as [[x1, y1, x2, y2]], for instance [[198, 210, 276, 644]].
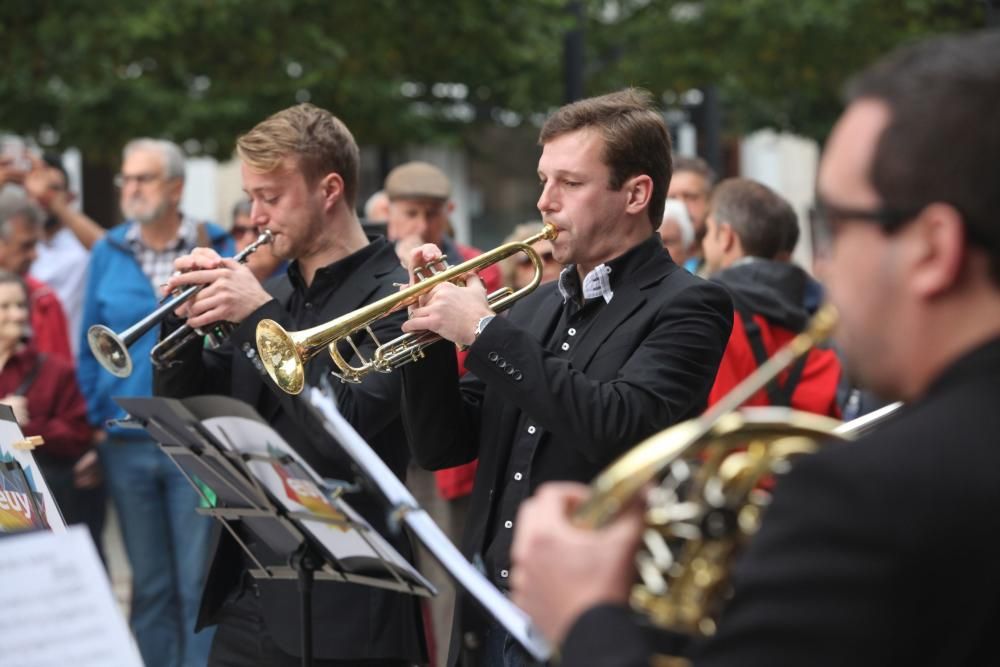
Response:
[[77, 220, 233, 438]]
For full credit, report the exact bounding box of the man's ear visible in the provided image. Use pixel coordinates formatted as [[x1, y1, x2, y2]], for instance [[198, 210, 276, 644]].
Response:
[[624, 175, 653, 216], [909, 203, 967, 298], [718, 222, 736, 252], [320, 172, 345, 209]]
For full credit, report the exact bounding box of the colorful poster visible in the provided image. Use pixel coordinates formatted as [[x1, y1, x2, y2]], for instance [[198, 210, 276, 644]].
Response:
[[0, 407, 64, 532], [0, 460, 48, 531]]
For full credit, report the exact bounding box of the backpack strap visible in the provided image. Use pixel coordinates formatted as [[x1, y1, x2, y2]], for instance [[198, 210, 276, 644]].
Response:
[[732, 295, 805, 407], [14, 352, 46, 397]]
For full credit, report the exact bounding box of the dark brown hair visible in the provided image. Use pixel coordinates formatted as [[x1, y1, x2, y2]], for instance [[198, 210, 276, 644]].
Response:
[[845, 30, 1000, 283], [539, 88, 672, 228], [672, 155, 716, 188]]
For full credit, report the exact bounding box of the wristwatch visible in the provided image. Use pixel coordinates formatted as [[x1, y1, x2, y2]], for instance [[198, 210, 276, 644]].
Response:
[[473, 314, 496, 341]]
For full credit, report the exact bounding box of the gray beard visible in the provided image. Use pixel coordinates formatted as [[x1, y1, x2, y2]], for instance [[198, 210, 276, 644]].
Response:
[[124, 199, 171, 225]]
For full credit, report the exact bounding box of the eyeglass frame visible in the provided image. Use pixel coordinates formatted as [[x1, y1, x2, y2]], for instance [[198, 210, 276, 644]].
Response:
[[808, 197, 922, 256], [113, 172, 167, 189], [809, 196, 990, 258]]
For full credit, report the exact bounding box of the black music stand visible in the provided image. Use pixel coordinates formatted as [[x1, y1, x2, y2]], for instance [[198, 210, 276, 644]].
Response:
[[114, 395, 434, 667]]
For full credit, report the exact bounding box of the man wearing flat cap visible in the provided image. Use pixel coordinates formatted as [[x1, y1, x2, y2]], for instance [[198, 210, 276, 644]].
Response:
[[384, 161, 502, 291], [384, 160, 503, 663]]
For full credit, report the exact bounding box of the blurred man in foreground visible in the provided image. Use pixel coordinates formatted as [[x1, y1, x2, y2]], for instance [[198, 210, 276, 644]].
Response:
[[511, 29, 1000, 667]]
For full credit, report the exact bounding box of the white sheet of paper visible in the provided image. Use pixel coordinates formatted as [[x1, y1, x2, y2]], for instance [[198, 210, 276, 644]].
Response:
[[306, 386, 553, 662], [0, 525, 142, 666]]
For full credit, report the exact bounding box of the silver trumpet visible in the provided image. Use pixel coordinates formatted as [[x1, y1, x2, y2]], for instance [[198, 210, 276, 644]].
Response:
[[87, 230, 273, 378]]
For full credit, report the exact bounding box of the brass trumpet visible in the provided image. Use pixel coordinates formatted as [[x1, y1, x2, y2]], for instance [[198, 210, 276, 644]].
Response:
[[87, 230, 273, 378], [256, 223, 558, 394]]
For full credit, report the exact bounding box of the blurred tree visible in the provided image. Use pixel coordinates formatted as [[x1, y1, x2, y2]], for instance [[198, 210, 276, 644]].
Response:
[[0, 0, 986, 165], [584, 0, 985, 141], [0, 0, 567, 163]]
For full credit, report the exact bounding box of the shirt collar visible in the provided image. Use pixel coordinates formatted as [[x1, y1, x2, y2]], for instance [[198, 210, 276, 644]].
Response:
[[556, 234, 662, 304], [558, 264, 614, 304], [287, 235, 384, 293]]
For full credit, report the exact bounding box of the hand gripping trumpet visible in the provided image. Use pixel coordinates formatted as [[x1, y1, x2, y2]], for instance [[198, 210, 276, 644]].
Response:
[[87, 230, 273, 378], [256, 223, 558, 395], [572, 304, 900, 643]]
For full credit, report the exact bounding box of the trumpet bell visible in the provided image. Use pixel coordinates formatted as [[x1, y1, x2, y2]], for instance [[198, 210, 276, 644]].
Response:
[[257, 318, 306, 395], [87, 324, 133, 378]]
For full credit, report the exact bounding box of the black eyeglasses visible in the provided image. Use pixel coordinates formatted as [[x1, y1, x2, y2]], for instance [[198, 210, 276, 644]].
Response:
[[809, 198, 921, 256]]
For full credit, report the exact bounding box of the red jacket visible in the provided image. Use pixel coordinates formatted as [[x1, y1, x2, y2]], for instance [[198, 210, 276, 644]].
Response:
[[434, 243, 503, 500], [0, 346, 91, 460], [25, 275, 73, 364], [709, 310, 842, 417], [709, 260, 841, 418]]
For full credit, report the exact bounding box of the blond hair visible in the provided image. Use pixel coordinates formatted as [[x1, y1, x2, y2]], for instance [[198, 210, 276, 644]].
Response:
[[237, 103, 360, 207]]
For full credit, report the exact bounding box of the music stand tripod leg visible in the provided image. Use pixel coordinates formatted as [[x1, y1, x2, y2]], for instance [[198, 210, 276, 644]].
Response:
[[290, 543, 321, 667]]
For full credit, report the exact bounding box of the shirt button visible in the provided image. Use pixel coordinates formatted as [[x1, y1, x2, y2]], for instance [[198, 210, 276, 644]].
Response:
[[561, 342, 570, 351], [527, 425, 536, 434], [513, 472, 523, 481], [504, 520, 513, 529], [498, 359, 507, 369], [568, 328, 577, 336], [506, 366, 515, 375], [513, 371, 523, 381], [500, 569, 509, 579], [488, 352, 499, 362]]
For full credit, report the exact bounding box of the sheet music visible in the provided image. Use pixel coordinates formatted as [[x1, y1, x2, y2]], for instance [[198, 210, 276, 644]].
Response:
[[0, 526, 143, 666], [305, 386, 553, 662], [199, 414, 431, 589]]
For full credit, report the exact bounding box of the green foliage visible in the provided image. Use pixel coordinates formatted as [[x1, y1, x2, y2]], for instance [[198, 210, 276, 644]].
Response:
[[0, 0, 987, 163], [585, 0, 985, 140]]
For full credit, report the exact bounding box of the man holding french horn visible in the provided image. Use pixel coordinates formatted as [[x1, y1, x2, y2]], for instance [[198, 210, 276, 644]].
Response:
[[398, 88, 734, 666], [510, 30, 1000, 667], [154, 104, 425, 666]]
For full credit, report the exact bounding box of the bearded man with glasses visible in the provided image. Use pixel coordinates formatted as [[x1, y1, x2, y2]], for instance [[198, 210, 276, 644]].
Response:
[[78, 138, 233, 667]]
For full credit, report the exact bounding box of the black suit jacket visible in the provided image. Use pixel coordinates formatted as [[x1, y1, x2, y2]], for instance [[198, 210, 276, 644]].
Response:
[[563, 337, 1000, 667], [154, 238, 425, 663], [400, 237, 733, 663]]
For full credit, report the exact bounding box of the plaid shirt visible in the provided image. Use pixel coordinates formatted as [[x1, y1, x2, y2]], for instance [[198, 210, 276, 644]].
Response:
[[124, 214, 201, 294]]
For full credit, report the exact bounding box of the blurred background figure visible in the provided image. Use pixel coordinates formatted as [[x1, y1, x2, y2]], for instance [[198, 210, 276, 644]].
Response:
[[658, 198, 696, 267], [0, 270, 101, 556], [701, 178, 841, 416], [24, 153, 106, 358], [499, 221, 563, 290], [385, 160, 503, 666], [78, 138, 231, 667], [230, 198, 286, 282], [0, 185, 72, 362], [668, 155, 716, 274], [363, 188, 391, 222]]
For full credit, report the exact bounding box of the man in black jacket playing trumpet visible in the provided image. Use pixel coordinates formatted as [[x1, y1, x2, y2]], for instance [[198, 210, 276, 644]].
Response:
[[155, 103, 425, 667], [398, 88, 734, 666]]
